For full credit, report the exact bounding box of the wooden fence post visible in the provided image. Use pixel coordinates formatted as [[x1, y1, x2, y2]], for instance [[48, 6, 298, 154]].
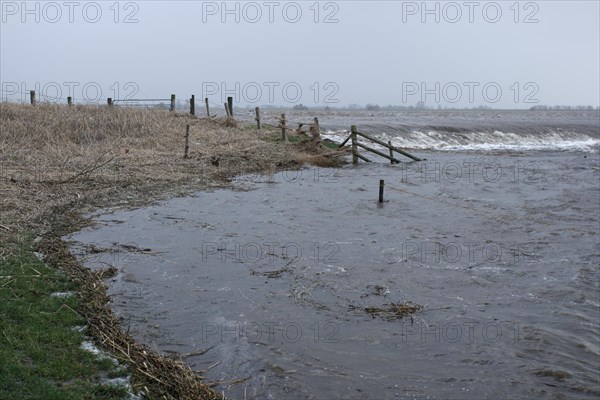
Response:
[[281, 113, 287, 142], [205, 97, 210, 117], [227, 96, 233, 116], [388, 141, 394, 164], [30, 90, 36, 106], [170, 94, 176, 112], [379, 180, 385, 203], [255, 107, 261, 129], [311, 117, 320, 140], [107, 98, 113, 107], [67, 96, 72, 106], [224, 103, 231, 117], [351, 125, 358, 164], [184, 124, 190, 159], [190, 95, 195, 115]]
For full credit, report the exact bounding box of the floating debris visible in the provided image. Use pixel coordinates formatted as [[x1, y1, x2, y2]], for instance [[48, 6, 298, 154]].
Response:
[[531, 368, 573, 382], [85, 243, 155, 254], [250, 268, 289, 279], [350, 301, 422, 321], [366, 284, 390, 296], [250, 259, 296, 279]]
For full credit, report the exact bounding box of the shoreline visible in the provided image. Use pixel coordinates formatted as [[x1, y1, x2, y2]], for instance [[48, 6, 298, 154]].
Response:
[[2, 103, 597, 398], [0, 103, 345, 399]]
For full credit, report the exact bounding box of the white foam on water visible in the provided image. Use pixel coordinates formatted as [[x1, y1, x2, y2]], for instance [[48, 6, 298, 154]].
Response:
[[322, 129, 600, 153], [322, 129, 350, 143], [397, 130, 600, 152]]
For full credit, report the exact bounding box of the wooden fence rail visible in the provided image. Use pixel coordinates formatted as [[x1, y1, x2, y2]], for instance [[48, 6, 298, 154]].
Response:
[[346, 125, 422, 164]]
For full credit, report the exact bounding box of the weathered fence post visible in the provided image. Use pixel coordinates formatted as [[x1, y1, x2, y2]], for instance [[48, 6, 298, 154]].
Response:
[[311, 117, 320, 140], [107, 98, 113, 107], [281, 113, 287, 142], [224, 103, 231, 117], [184, 124, 190, 159], [388, 141, 394, 164], [205, 97, 210, 117], [379, 179, 385, 203], [351, 125, 358, 164], [30, 90, 36, 106], [227, 96, 233, 116], [170, 94, 176, 112], [255, 107, 261, 129], [67, 96, 72, 106], [190, 95, 195, 115]]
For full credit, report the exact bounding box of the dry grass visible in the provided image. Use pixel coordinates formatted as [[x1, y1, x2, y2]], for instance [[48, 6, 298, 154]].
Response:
[[0, 102, 347, 399], [0, 103, 345, 237]]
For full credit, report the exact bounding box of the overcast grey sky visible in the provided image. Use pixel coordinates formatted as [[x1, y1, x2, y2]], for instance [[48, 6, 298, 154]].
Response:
[[1, 1, 599, 108]]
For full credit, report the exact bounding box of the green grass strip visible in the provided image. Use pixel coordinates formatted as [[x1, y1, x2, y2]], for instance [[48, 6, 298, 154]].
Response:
[[0, 242, 130, 400]]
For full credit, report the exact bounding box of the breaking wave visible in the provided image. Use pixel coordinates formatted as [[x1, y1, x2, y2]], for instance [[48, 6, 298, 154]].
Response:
[[323, 129, 599, 153]]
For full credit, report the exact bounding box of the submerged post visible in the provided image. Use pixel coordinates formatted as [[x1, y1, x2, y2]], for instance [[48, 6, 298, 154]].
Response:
[[184, 124, 190, 159], [281, 113, 287, 142], [205, 97, 210, 117], [170, 94, 176, 112], [351, 125, 358, 164], [255, 107, 261, 129], [388, 140, 394, 164], [379, 179, 385, 203], [190, 94, 195, 115]]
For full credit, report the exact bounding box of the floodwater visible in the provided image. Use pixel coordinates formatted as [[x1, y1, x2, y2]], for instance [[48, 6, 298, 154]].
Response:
[[66, 111, 600, 399], [242, 109, 600, 152]]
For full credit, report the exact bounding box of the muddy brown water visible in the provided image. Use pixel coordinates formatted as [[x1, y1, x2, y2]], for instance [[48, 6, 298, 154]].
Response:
[[67, 151, 599, 399]]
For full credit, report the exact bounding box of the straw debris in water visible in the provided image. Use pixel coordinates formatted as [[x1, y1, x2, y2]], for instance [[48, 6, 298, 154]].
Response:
[[352, 301, 422, 321]]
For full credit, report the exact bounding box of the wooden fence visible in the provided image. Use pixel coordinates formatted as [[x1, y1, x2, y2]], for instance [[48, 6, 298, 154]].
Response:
[[339, 125, 422, 163], [24, 91, 422, 163]]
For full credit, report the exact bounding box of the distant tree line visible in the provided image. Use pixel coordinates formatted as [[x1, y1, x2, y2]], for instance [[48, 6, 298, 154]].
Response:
[[529, 105, 598, 111], [240, 103, 599, 111], [363, 102, 493, 111]]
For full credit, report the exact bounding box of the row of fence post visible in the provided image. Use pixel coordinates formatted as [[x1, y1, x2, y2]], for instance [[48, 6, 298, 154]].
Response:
[[26, 90, 421, 164], [27, 90, 179, 111], [25, 90, 302, 133], [27, 91, 246, 123], [27, 91, 217, 115], [27, 91, 240, 120]]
